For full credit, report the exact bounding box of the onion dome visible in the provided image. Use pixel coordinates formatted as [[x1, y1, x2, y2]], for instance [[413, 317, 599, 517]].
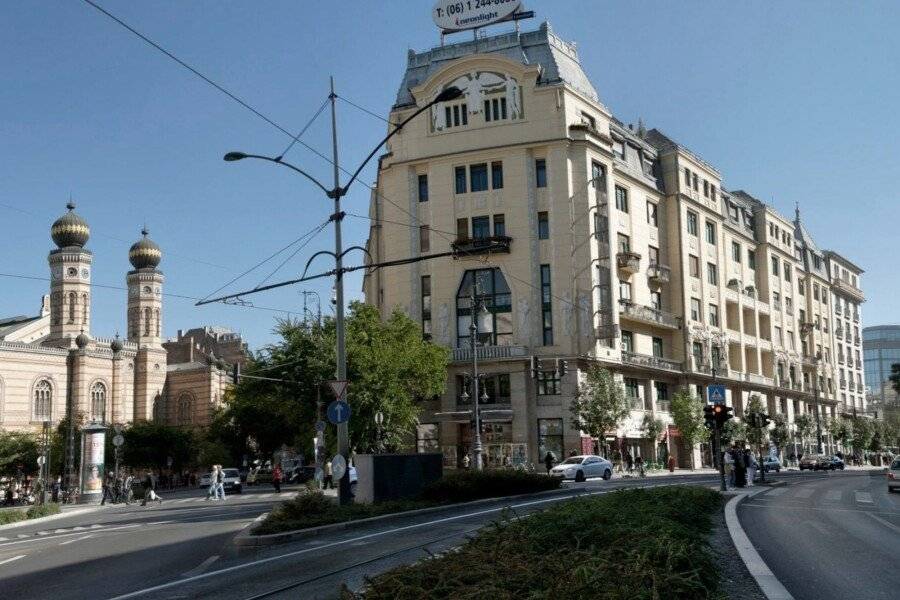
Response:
[[51, 202, 90, 248], [110, 334, 124, 353], [129, 227, 162, 269], [75, 330, 90, 349]]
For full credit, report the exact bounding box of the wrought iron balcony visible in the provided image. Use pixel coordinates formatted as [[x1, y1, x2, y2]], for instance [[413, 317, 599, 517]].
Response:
[[451, 345, 526, 362], [647, 263, 671, 285], [451, 235, 512, 256], [777, 378, 790, 389], [621, 351, 682, 373], [618, 300, 681, 330], [616, 251, 641, 275]]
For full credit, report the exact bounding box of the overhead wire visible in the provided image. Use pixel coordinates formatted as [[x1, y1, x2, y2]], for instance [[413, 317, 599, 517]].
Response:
[[336, 94, 395, 126], [254, 221, 329, 289]]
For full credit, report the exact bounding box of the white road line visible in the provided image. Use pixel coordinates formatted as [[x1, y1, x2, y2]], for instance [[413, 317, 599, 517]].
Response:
[[181, 554, 219, 577], [107, 488, 617, 600], [824, 490, 841, 502], [866, 512, 900, 535], [60, 534, 93, 545], [854, 491, 873, 504], [0, 555, 26, 566], [794, 487, 814, 499], [0, 523, 140, 548]]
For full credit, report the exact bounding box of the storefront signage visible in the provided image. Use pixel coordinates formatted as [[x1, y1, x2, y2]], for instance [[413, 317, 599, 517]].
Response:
[[432, 0, 522, 32]]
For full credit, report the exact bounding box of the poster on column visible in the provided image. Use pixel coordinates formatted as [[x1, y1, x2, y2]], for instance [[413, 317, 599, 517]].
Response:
[[80, 429, 105, 495]]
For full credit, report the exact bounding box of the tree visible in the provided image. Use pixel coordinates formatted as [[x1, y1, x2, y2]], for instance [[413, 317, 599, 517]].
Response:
[[850, 417, 874, 457], [570, 365, 629, 451], [744, 395, 770, 472], [669, 389, 709, 470], [794, 414, 814, 455], [769, 414, 790, 463], [641, 413, 664, 462], [721, 419, 747, 447], [0, 431, 39, 478], [222, 302, 449, 459], [121, 422, 196, 471], [828, 416, 853, 453]]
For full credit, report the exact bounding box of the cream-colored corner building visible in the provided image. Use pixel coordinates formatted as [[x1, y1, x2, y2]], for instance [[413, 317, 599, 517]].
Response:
[[363, 22, 867, 468], [0, 203, 243, 433]]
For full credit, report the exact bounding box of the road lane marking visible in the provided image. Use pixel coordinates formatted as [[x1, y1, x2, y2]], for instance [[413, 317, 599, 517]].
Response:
[[60, 534, 93, 545], [866, 512, 900, 535], [0, 523, 140, 548], [181, 554, 219, 577], [824, 490, 841, 501], [0, 555, 25, 566], [741, 503, 899, 516], [855, 491, 873, 504], [794, 487, 814, 499]]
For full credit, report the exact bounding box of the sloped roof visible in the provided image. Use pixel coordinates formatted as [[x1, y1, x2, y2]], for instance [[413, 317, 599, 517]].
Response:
[[644, 128, 720, 176], [395, 22, 601, 108], [0, 315, 41, 339]]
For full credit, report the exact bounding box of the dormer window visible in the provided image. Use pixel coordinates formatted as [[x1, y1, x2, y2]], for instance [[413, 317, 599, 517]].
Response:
[[613, 140, 625, 160], [444, 102, 468, 128], [483, 96, 507, 122]]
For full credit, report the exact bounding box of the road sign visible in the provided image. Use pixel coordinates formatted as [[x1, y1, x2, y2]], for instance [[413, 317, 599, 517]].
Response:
[[707, 384, 726, 405], [327, 400, 351, 425], [327, 380, 348, 400], [315, 420, 326, 432], [331, 455, 347, 481], [37, 456, 45, 466], [112, 434, 124, 447]]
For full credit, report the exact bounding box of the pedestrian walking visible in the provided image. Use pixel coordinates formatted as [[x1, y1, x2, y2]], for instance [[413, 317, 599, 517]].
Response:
[[667, 454, 676, 473], [543, 451, 555, 474], [214, 465, 226, 501], [724, 447, 735, 489], [140, 471, 162, 506], [101, 472, 116, 505], [205, 465, 218, 500], [123, 474, 134, 505], [746, 450, 757, 487], [625, 452, 635, 475], [733, 448, 747, 488], [272, 464, 283, 493], [323, 460, 333, 489], [635, 455, 645, 477]]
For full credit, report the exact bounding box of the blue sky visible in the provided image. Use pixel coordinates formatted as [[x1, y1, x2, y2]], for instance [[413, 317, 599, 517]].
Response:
[[2, 1, 897, 350]]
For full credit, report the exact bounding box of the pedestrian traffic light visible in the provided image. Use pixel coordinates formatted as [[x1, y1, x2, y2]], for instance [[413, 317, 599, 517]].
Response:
[[703, 405, 716, 429]]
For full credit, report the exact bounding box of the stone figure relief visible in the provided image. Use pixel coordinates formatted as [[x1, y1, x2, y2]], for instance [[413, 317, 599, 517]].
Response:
[[430, 71, 521, 130]]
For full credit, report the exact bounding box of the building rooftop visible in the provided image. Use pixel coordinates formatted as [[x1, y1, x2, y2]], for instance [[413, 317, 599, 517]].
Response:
[[395, 22, 601, 109], [643, 128, 721, 177]]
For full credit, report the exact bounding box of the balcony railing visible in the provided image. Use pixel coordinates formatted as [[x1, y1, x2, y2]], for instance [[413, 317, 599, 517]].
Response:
[[647, 263, 671, 285], [451, 345, 526, 362], [451, 235, 512, 256], [621, 351, 682, 373], [832, 278, 865, 302], [744, 373, 773, 386], [853, 313, 860, 323], [616, 251, 641, 274], [618, 300, 681, 329]]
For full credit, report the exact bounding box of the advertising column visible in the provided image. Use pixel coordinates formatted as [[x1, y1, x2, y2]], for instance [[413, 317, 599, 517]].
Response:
[[79, 422, 107, 504]]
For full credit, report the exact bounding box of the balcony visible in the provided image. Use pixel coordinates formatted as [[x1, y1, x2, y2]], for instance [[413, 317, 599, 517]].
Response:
[[616, 251, 641, 275], [618, 300, 681, 330], [853, 313, 860, 323], [451, 345, 526, 363], [846, 357, 854, 368], [801, 354, 818, 367], [744, 373, 774, 387], [792, 382, 803, 391], [451, 235, 512, 257], [647, 263, 671, 285], [621, 351, 682, 373], [777, 378, 790, 390], [832, 278, 865, 303]]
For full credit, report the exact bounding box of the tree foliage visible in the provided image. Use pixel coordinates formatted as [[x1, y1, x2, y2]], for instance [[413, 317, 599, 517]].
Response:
[[121, 421, 196, 470], [793, 414, 814, 450], [850, 417, 874, 454], [570, 365, 629, 440], [744, 395, 768, 449], [641, 414, 665, 461], [828, 416, 853, 449], [669, 389, 708, 469], [220, 302, 449, 458], [769, 414, 790, 456], [721, 419, 746, 446], [0, 431, 40, 477]]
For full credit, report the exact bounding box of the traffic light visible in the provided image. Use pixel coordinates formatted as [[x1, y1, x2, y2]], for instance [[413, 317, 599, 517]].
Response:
[[555, 358, 569, 378], [703, 405, 716, 430], [713, 404, 733, 426]]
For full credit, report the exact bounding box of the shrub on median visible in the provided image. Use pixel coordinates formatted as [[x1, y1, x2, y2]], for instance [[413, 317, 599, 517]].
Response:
[[420, 469, 562, 504], [26, 503, 60, 519], [346, 486, 723, 600], [0, 502, 60, 525]]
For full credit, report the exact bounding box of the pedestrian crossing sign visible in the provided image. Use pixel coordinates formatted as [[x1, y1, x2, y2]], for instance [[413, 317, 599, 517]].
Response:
[[707, 384, 726, 405]]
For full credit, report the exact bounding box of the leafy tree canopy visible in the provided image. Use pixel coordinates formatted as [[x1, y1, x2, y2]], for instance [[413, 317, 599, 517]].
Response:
[[570, 365, 630, 440]]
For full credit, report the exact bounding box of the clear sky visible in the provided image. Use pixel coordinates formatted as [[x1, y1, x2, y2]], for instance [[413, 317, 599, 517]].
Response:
[[2, 1, 897, 351]]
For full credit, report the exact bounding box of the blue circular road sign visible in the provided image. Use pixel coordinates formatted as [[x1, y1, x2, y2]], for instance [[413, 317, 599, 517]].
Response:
[[327, 400, 351, 425]]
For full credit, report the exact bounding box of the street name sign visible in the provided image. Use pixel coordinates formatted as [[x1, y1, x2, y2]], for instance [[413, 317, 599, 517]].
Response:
[[432, 0, 522, 32], [327, 400, 351, 425], [707, 384, 726, 405]]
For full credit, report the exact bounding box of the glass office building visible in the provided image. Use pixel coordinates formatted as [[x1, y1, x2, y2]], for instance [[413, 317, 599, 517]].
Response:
[[863, 325, 900, 407]]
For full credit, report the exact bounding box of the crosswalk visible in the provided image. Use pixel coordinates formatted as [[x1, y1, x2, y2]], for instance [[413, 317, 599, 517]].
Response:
[[163, 492, 286, 504], [761, 485, 881, 507]]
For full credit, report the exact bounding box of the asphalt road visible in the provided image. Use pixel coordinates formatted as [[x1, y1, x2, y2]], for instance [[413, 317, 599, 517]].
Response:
[[0, 484, 299, 600], [739, 471, 900, 600]]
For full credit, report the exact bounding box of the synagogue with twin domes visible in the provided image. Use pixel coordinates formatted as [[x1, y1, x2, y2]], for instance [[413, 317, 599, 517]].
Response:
[[0, 202, 242, 432]]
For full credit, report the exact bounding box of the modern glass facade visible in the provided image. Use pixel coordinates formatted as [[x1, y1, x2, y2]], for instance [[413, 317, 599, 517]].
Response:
[[863, 325, 900, 405]]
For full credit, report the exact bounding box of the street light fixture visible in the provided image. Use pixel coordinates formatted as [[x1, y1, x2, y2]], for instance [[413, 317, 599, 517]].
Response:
[[221, 81, 459, 505]]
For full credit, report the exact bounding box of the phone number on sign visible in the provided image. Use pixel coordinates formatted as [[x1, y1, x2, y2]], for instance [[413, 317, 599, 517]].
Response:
[[434, 0, 519, 19]]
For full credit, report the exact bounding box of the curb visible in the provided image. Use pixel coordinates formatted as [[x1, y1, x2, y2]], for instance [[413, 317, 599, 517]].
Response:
[[233, 485, 586, 547], [725, 488, 794, 600]]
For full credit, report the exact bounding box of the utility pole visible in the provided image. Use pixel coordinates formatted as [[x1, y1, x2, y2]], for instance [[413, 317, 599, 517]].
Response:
[[329, 77, 351, 506]]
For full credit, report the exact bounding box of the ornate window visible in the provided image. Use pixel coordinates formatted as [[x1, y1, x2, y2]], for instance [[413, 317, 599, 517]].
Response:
[[155, 309, 160, 337], [68, 292, 76, 324], [177, 392, 193, 425], [82, 293, 89, 325], [34, 379, 52, 421], [456, 268, 512, 348], [90, 382, 107, 422], [144, 307, 152, 336]]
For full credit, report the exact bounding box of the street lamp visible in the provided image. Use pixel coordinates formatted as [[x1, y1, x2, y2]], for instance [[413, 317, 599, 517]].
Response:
[[221, 82, 460, 505], [467, 281, 492, 471]]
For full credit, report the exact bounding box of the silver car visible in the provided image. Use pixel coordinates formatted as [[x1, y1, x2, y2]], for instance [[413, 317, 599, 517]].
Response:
[[889, 459, 900, 493], [550, 455, 613, 482]]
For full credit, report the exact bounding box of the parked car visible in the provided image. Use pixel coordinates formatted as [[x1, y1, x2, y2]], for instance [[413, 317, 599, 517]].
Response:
[[246, 467, 273, 486], [549, 455, 613, 482], [799, 454, 830, 471], [827, 456, 845, 470], [198, 468, 243, 493], [888, 459, 900, 493], [761, 457, 782, 473]]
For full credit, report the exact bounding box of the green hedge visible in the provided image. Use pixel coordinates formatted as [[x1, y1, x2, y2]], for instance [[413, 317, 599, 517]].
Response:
[[0, 502, 60, 525], [347, 486, 723, 599], [420, 469, 561, 503]]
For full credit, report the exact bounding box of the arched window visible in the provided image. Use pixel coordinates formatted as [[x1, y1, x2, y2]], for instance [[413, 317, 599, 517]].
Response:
[[68, 292, 76, 324], [34, 379, 52, 421], [155, 309, 160, 337], [144, 307, 152, 336], [177, 392, 193, 425], [456, 268, 513, 347], [152, 393, 164, 422], [90, 382, 107, 422], [82, 293, 89, 326]]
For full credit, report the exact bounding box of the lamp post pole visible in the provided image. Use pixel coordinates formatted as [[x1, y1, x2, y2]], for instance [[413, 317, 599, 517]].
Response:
[[469, 283, 484, 471]]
